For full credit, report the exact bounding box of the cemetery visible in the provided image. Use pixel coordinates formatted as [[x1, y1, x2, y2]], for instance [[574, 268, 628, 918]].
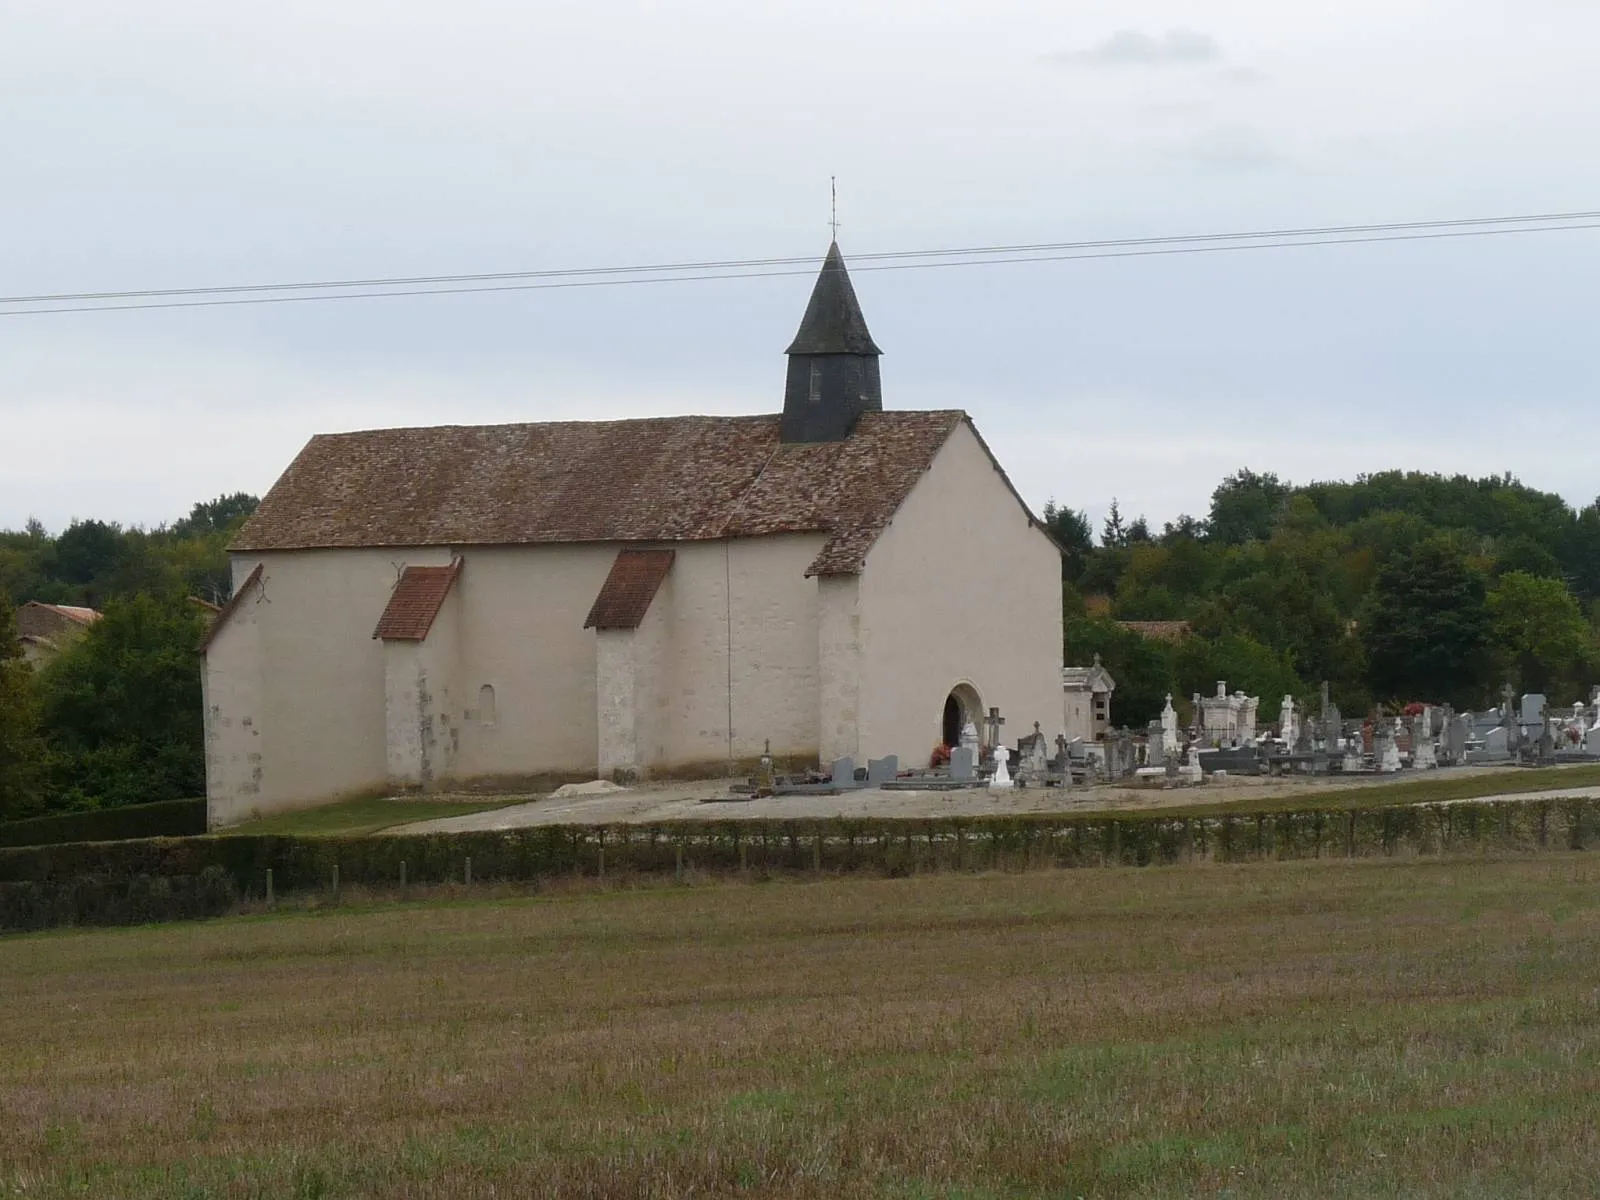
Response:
[[377, 667, 1600, 837]]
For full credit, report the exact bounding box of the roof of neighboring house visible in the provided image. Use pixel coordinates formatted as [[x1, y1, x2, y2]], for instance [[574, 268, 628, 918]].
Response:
[[1116, 620, 1191, 642], [584, 549, 675, 630], [19, 601, 101, 626], [198, 564, 265, 652], [231, 409, 1028, 577], [373, 560, 463, 641]]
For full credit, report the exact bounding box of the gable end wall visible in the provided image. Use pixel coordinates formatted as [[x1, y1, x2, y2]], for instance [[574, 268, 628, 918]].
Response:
[[856, 421, 1062, 765]]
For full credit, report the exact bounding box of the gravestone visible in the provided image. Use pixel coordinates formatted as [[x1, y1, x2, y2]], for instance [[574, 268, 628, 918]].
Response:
[[754, 738, 776, 797], [1320, 683, 1342, 755], [1341, 734, 1365, 773], [1441, 711, 1469, 764], [1410, 710, 1437, 770], [1177, 742, 1203, 784], [1280, 696, 1299, 750], [1480, 725, 1509, 759], [984, 707, 1006, 758], [1053, 733, 1074, 785], [949, 745, 976, 781], [1145, 719, 1166, 767], [866, 755, 899, 784], [1160, 694, 1180, 756], [830, 756, 856, 785], [989, 745, 1013, 789], [960, 720, 981, 764], [1500, 684, 1521, 755], [1019, 725, 1049, 785], [1105, 731, 1136, 780], [1521, 693, 1547, 727], [1375, 722, 1402, 773]]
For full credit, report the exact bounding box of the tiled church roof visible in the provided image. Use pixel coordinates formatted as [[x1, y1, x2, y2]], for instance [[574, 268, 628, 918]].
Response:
[[233, 410, 969, 577]]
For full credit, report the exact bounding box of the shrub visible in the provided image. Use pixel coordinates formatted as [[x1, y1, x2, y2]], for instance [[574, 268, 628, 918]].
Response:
[[0, 798, 206, 848]]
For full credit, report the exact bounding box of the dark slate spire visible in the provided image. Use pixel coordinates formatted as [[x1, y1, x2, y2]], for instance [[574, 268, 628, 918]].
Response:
[[781, 242, 883, 443]]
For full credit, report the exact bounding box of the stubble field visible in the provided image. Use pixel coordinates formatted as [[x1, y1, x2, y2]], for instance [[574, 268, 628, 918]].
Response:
[[3, 855, 1600, 1198]]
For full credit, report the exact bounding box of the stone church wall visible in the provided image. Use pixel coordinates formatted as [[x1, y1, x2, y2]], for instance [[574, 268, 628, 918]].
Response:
[[856, 422, 1062, 766]]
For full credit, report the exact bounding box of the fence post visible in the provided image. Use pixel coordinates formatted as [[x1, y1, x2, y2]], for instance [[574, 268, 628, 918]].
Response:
[[812, 830, 822, 875], [1345, 811, 1356, 857], [675, 841, 684, 882], [597, 833, 605, 881], [265, 868, 274, 909], [464, 856, 472, 887], [399, 860, 407, 892], [1540, 802, 1550, 849], [331, 864, 340, 905], [739, 839, 748, 874]]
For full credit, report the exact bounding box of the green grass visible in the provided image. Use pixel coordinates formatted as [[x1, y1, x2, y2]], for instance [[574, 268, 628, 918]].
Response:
[[217, 795, 527, 837], [4, 855, 1600, 1196]]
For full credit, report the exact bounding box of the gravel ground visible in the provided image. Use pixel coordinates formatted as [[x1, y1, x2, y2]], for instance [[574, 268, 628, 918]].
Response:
[[388, 764, 1578, 834]]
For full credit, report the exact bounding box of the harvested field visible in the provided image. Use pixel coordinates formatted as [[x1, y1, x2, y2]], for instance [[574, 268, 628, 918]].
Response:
[[4, 856, 1600, 1197]]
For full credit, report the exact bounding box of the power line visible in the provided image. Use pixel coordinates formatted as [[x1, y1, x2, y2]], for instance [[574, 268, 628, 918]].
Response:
[[3, 211, 1596, 318], [3, 208, 1596, 306]]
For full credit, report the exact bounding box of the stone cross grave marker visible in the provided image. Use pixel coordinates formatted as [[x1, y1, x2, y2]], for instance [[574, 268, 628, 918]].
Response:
[[984, 707, 1005, 758]]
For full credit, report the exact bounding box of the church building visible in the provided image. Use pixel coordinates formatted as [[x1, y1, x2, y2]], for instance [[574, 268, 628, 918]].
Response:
[[202, 245, 1064, 825]]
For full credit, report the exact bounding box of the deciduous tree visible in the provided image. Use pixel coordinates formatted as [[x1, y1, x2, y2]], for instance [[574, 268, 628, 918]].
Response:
[[1361, 539, 1493, 708], [0, 595, 45, 820]]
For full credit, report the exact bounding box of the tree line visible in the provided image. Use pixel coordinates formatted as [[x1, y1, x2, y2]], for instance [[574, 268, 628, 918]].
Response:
[[1049, 469, 1600, 728], [0, 495, 258, 821]]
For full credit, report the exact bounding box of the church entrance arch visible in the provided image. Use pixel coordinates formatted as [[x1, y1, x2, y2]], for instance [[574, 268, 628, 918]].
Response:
[[942, 683, 984, 748]]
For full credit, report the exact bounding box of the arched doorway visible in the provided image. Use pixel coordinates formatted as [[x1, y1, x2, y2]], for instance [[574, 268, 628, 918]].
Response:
[[941, 683, 983, 747]]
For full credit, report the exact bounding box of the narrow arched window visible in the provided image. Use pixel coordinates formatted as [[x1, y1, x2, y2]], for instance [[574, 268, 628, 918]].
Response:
[[479, 684, 497, 727]]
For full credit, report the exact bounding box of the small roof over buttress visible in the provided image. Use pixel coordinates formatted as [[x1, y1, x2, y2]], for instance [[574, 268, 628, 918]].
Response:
[[373, 560, 462, 641], [584, 549, 675, 631]]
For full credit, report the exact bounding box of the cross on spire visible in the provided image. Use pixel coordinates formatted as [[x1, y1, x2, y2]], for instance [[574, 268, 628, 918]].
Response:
[[830, 176, 839, 241]]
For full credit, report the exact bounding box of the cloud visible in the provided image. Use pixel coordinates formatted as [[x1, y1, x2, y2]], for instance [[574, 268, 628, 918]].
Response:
[[1216, 65, 1271, 86], [1171, 126, 1294, 175], [1043, 28, 1223, 70]]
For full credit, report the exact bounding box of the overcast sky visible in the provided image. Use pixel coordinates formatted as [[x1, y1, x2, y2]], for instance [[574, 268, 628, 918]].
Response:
[[4, 0, 1598, 536]]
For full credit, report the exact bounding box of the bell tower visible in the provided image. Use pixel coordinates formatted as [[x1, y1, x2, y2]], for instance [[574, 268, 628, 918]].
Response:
[[780, 242, 883, 443]]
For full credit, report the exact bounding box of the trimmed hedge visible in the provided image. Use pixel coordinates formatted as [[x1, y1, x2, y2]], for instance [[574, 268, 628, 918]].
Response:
[[2, 797, 1595, 933], [0, 798, 207, 849]]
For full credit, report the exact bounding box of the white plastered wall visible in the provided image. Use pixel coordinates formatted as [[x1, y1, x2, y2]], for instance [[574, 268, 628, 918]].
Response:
[[201, 573, 265, 827], [204, 548, 449, 826], [856, 421, 1063, 766], [205, 531, 833, 818], [383, 583, 461, 789], [450, 543, 616, 782]]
